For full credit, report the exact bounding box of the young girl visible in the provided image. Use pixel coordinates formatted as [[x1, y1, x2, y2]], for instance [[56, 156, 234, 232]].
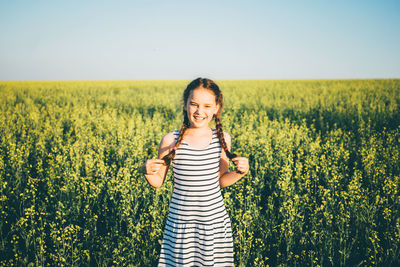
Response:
[[142, 78, 249, 266]]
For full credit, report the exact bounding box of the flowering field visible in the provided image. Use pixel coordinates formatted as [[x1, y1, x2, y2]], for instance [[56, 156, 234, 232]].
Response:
[[0, 79, 399, 266]]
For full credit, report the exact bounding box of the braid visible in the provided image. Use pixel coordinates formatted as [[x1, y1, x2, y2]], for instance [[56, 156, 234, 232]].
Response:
[[214, 116, 237, 160], [162, 111, 190, 165], [215, 116, 243, 174]]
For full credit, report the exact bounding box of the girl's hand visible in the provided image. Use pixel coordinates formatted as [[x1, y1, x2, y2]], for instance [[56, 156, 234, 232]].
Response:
[[143, 159, 166, 175], [232, 157, 249, 175]]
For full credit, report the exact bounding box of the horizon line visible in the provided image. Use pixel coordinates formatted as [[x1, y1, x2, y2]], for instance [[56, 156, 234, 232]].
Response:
[[1, 77, 400, 82]]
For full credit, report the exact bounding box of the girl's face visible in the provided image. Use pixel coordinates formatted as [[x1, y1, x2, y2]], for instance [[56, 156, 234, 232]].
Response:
[[184, 88, 220, 128]]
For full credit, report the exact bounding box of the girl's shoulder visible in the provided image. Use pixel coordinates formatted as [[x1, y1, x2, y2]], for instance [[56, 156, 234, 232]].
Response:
[[160, 131, 178, 148], [222, 130, 231, 144], [213, 128, 231, 142]]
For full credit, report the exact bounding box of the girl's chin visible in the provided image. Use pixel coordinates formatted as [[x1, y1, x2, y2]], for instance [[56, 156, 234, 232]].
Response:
[[190, 118, 209, 127]]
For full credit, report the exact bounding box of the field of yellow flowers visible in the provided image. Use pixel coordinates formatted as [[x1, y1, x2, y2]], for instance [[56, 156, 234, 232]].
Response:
[[0, 79, 399, 266]]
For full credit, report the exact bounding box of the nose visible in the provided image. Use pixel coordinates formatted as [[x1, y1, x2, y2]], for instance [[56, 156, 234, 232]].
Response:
[[195, 106, 204, 114]]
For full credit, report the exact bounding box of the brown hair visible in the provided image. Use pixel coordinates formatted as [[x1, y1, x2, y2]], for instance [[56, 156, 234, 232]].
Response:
[[162, 77, 237, 165]]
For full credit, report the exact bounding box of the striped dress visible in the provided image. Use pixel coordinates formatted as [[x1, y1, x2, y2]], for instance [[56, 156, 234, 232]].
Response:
[[158, 128, 234, 266]]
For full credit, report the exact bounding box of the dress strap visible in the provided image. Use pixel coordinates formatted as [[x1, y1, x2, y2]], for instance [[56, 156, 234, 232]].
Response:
[[212, 128, 217, 139], [173, 130, 180, 141]]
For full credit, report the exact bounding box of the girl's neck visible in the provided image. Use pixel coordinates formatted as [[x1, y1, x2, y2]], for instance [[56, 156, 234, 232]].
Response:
[[185, 126, 212, 135]]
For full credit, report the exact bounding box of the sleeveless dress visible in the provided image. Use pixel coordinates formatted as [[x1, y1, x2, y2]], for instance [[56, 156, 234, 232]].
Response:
[[158, 128, 234, 266]]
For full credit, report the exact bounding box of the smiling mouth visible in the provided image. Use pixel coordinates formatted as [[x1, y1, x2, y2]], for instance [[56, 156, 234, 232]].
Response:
[[194, 115, 206, 121]]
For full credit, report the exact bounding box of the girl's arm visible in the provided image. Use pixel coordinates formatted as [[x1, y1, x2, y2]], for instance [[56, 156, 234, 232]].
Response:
[[219, 132, 248, 188], [142, 132, 175, 188]]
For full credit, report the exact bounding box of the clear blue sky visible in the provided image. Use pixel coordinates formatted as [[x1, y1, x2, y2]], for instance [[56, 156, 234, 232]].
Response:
[[1, 0, 399, 80]]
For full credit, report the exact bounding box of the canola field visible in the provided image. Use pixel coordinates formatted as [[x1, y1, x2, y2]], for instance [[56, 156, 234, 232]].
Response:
[[0, 79, 399, 266]]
